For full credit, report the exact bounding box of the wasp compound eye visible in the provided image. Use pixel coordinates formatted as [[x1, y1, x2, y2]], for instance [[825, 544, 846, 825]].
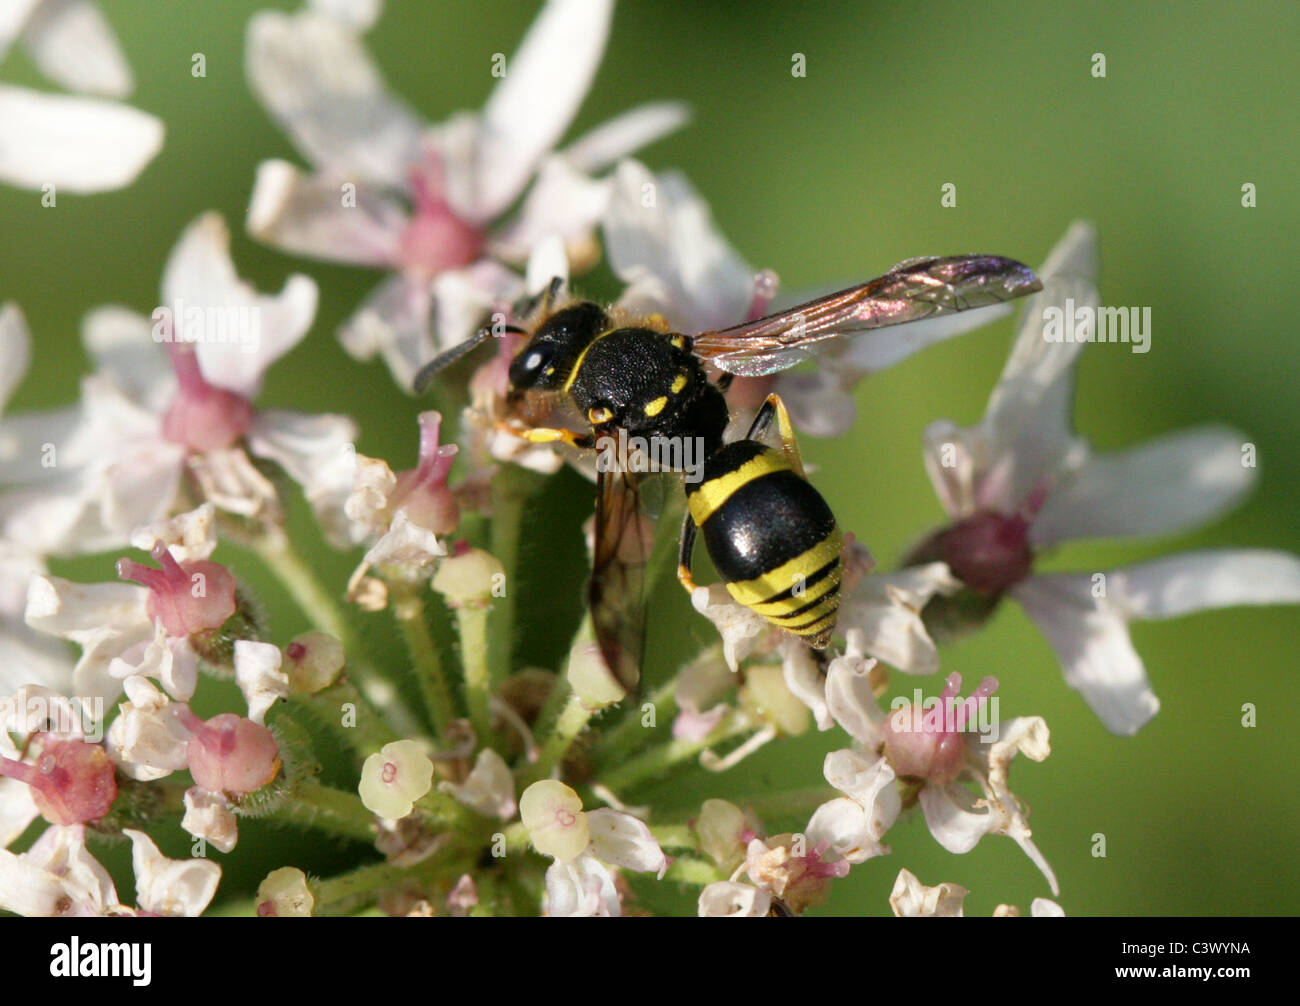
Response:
[[508, 341, 557, 390]]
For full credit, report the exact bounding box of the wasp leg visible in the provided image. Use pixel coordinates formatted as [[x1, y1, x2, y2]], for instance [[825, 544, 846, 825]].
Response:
[[495, 421, 594, 450], [677, 512, 700, 595], [745, 393, 806, 479]]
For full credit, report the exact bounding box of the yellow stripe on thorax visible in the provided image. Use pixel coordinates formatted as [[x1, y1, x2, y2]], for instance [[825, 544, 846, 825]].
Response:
[[725, 528, 844, 607], [561, 328, 616, 394], [687, 451, 788, 526]]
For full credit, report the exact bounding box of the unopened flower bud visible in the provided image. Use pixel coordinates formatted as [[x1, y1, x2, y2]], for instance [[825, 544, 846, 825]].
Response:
[[180, 710, 281, 795], [520, 780, 588, 862], [695, 799, 750, 871], [566, 640, 626, 707], [359, 739, 434, 819], [257, 867, 315, 917], [117, 540, 237, 638], [390, 411, 460, 535], [880, 673, 997, 784], [432, 547, 503, 608], [0, 736, 118, 825], [740, 663, 810, 736], [283, 631, 345, 693]]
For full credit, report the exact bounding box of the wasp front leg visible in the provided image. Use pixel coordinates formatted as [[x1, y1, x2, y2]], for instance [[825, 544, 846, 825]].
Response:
[[494, 420, 594, 450], [745, 393, 806, 479]]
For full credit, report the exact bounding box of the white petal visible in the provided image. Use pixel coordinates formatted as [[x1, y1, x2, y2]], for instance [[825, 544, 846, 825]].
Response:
[[307, 0, 383, 31], [1031, 897, 1066, 917], [837, 564, 958, 674], [0, 85, 162, 193], [545, 853, 620, 917], [523, 234, 569, 298], [781, 642, 832, 730], [1032, 426, 1255, 546], [0, 824, 116, 916], [22, 0, 133, 98], [467, 0, 614, 220], [1108, 549, 1300, 619], [25, 575, 147, 643], [0, 302, 32, 410], [440, 748, 516, 820], [698, 880, 771, 917], [918, 780, 994, 854], [606, 161, 755, 332], [80, 306, 175, 411], [0, 2, 41, 60], [125, 828, 221, 916], [824, 643, 885, 748], [587, 808, 667, 878], [774, 368, 858, 438], [562, 101, 690, 173], [362, 508, 446, 571], [248, 410, 360, 547], [691, 584, 767, 671], [432, 261, 525, 354], [181, 788, 238, 854], [338, 273, 435, 389], [161, 212, 319, 398], [492, 157, 612, 261], [0, 777, 39, 847], [888, 868, 967, 917], [130, 502, 218, 563], [234, 640, 289, 724], [247, 159, 406, 267], [245, 10, 422, 185], [1012, 573, 1159, 736]]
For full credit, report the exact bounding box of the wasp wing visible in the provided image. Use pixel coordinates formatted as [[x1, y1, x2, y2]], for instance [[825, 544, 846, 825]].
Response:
[[589, 466, 655, 694], [690, 255, 1042, 377]]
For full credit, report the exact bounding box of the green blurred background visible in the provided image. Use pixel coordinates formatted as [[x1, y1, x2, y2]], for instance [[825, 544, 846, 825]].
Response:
[[1, 0, 1296, 916]]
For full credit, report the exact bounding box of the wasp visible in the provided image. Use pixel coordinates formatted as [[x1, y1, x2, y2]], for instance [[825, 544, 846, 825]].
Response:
[[415, 255, 1041, 690]]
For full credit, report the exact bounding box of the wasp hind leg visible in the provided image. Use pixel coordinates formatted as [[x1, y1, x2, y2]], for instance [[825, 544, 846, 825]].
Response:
[[745, 393, 806, 479], [676, 512, 700, 596]]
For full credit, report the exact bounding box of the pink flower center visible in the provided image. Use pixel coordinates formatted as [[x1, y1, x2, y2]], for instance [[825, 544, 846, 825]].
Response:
[[0, 736, 118, 826], [178, 709, 281, 796], [881, 673, 998, 784], [397, 166, 485, 278], [116, 540, 238, 638], [556, 810, 576, 827], [161, 342, 254, 452], [381, 761, 398, 784], [389, 411, 460, 535]]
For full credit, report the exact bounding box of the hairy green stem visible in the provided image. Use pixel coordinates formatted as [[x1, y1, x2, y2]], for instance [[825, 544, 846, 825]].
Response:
[[279, 783, 376, 843], [456, 605, 495, 744], [390, 583, 455, 737]]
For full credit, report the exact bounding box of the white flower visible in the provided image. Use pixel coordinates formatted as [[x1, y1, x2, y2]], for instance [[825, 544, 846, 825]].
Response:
[[104, 675, 189, 782], [439, 748, 515, 820], [0, 216, 356, 556], [234, 640, 289, 725], [0, 824, 120, 916], [245, 0, 687, 389], [182, 787, 239, 854], [888, 868, 968, 917], [698, 880, 771, 917], [914, 221, 1300, 734], [124, 827, 221, 916], [1, 0, 132, 97]]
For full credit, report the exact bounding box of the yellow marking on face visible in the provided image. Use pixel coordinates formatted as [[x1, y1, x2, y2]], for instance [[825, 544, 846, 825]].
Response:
[[644, 313, 669, 331], [562, 327, 616, 394], [670, 335, 686, 349], [643, 396, 669, 418], [725, 529, 844, 607], [587, 406, 614, 424], [670, 372, 688, 394], [687, 450, 789, 525]]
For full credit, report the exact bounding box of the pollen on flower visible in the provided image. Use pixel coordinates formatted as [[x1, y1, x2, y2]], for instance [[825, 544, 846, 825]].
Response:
[[179, 710, 281, 796], [0, 735, 118, 826], [359, 739, 434, 819], [116, 540, 238, 638], [880, 673, 998, 784], [520, 780, 589, 862]]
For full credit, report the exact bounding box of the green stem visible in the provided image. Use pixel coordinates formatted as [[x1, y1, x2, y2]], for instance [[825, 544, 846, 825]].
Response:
[[598, 714, 750, 793], [288, 681, 400, 758], [415, 788, 480, 835], [390, 584, 456, 737], [587, 677, 677, 767], [251, 532, 423, 738], [456, 605, 495, 744], [523, 692, 594, 785], [279, 783, 376, 843], [487, 468, 532, 682]]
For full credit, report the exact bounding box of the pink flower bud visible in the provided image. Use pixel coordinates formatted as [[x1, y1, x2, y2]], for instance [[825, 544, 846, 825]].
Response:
[[161, 342, 254, 452], [881, 673, 998, 784], [0, 736, 118, 825], [117, 540, 238, 638], [179, 710, 281, 795]]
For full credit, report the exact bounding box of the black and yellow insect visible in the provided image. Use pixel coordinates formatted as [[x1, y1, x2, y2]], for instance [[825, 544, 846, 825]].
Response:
[[415, 255, 1042, 690]]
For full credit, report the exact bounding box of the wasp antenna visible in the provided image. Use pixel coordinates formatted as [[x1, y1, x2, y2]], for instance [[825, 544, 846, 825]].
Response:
[[412, 327, 494, 394]]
